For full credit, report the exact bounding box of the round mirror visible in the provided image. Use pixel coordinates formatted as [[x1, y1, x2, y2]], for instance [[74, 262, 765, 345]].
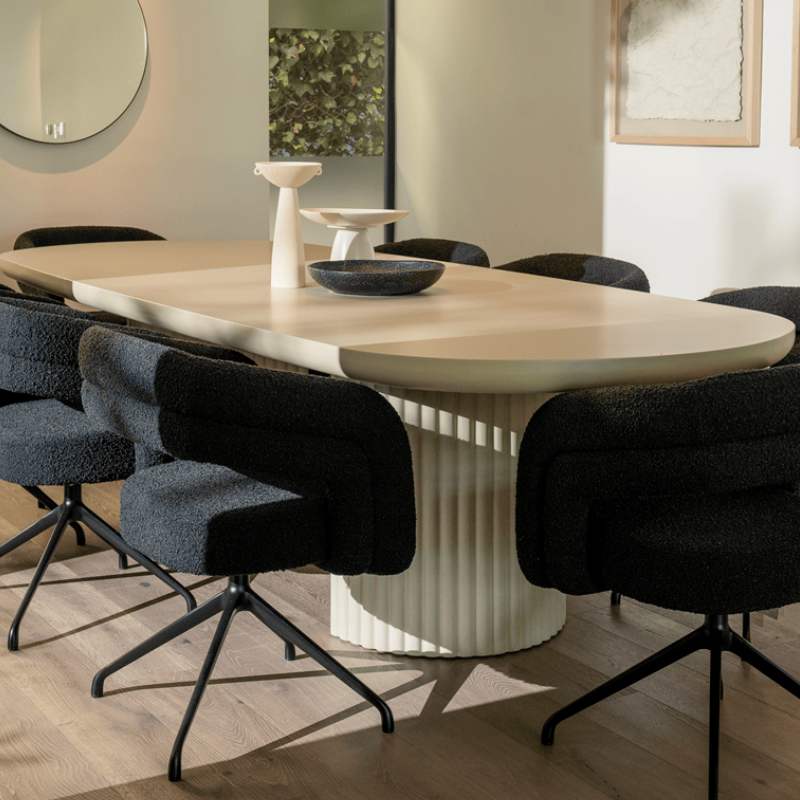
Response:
[[0, 0, 147, 144]]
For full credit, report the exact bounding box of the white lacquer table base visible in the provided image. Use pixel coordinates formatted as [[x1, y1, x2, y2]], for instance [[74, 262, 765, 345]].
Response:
[[330, 387, 566, 658], [250, 357, 564, 658]]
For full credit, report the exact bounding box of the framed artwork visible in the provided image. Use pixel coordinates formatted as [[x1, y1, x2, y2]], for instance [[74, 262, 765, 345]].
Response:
[[792, 0, 800, 145], [611, 0, 764, 146]]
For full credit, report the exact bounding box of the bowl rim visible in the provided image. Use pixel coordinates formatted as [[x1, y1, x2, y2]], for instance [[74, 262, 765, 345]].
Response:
[[302, 208, 411, 215], [308, 259, 445, 275]]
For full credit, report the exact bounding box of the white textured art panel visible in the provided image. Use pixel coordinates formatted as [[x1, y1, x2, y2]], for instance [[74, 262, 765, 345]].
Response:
[[626, 0, 744, 122]]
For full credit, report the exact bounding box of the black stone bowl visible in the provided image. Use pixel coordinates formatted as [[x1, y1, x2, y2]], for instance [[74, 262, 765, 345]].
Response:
[[309, 259, 445, 296]]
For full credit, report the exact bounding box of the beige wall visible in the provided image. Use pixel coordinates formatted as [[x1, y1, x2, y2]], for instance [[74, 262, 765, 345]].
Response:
[[0, 1, 607, 263], [394, 0, 608, 265], [0, 0, 268, 252]]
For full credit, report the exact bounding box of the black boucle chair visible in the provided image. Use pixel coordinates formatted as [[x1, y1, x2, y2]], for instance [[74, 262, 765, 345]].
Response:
[[516, 366, 800, 799], [495, 253, 650, 292], [14, 226, 165, 250], [0, 286, 85, 521], [80, 326, 416, 782], [375, 237, 490, 267], [702, 286, 800, 368], [611, 286, 800, 618], [0, 294, 252, 650], [13, 226, 164, 300]]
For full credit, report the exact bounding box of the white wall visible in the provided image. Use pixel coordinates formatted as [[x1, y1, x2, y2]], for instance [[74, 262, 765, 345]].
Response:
[[604, 0, 800, 298], [394, 0, 608, 265], [0, 0, 268, 253]]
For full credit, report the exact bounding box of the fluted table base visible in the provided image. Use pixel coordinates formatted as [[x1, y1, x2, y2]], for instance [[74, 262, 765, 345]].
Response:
[[330, 388, 566, 658]]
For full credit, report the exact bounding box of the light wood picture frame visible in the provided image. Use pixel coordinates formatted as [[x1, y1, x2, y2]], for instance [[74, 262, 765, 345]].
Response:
[[611, 0, 763, 146], [792, 0, 800, 145]]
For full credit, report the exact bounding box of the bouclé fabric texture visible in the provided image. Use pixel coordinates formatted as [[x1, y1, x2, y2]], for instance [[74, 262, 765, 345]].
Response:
[[80, 326, 417, 577], [375, 238, 490, 267], [0, 292, 253, 488], [496, 253, 650, 292], [516, 365, 800, 614]]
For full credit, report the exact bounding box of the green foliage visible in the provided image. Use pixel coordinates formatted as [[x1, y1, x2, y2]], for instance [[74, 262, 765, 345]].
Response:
[[269, 28, 386, 158]]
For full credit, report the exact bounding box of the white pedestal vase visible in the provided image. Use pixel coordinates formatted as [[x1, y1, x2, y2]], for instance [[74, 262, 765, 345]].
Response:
[[254, 162, 322, 288]]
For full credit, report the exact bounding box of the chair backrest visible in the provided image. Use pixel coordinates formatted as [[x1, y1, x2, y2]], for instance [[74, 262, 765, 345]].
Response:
[[496, 253, 650, 293], [14, 226, 165, 250], [0, 296, 107, 407], [516, 366, 800, 595], [375, 238, 490, 267], [79, 326, 417, 576], [701, 286, 800, 330], [0, 284, 60, 304], [0, 295, 251, 409], [13, 227, 165, 300]]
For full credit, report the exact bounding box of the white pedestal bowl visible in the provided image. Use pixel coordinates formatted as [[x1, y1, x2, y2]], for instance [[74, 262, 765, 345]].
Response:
[[300, 208, 409, 261]]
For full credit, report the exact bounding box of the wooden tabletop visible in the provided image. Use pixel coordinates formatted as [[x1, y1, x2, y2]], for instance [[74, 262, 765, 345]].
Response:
[[0, 240, 794, 393]]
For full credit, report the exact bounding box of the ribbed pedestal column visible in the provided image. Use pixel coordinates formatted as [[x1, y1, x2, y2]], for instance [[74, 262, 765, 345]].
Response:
[[330, 388, 566, 657]]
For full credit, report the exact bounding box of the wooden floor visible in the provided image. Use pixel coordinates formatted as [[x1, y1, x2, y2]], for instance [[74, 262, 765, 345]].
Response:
[[2, 482, 800, 799]]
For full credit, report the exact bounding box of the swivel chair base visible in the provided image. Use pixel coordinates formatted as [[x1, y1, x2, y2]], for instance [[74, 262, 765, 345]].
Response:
[[92, 574, 395, 782], [1, 483, 196, 651], [23, 485, 87, 547], [609, 592, 751, 643], [542, 614, 800, 800]]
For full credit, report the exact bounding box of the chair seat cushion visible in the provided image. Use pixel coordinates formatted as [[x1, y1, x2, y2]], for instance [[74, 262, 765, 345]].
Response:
[[777, 342, 800, 367], [121, 461, 328, 576], [0, 399, 134, 486], [598, 488, 800, 614]]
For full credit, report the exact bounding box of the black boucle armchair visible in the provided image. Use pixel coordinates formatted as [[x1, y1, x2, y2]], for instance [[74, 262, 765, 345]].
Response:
[[14, 225, 165, 250], [495, 253, 650, 292], [0, 293, 251, 650], [517, 365, 800, 798], [79, 325, 416, 781], [702, 285, 800, 367], [376, 237, 490, 267], [610, 286, 800, 613], [13, 226, 165, 302]]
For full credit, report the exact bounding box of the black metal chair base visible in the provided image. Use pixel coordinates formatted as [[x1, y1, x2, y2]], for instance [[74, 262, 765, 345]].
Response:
[[610, 592, 752, 646], [2, 484, 196, 651], [541, 614, 800, 800], [92, 574, 395, 782], [23, 485, 86, 547], [742, 612, 751, 642]]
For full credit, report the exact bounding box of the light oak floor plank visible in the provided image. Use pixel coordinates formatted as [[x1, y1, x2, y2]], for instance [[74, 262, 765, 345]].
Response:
[[0, 480, 799, 799]]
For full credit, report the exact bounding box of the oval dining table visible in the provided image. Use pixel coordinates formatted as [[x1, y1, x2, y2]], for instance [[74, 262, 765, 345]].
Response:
[[0, 240, 794, 658]]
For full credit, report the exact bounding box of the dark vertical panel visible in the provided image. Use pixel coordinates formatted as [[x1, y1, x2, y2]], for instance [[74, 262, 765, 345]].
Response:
[[384, 0, 397, 243]]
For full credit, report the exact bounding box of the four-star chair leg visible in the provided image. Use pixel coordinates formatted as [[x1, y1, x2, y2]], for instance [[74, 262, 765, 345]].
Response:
[[542, 614, 800, 800], [2, 484, 196, 650], [92, 575, 395, 782]]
